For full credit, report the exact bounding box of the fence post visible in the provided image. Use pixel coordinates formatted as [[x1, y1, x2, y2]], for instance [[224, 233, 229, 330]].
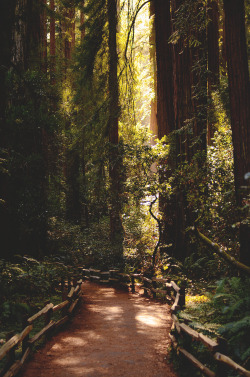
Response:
[[22, 316, 30, 355], [152, 280, 157, 299], [179, 284, 186, 309], [5, 331, 15, 371], [131, 275, 135, 293], [215, 337, 228, 377]]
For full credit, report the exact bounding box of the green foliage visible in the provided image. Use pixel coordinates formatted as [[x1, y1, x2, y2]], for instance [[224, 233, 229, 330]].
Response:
[[178, 277, 250, 373]]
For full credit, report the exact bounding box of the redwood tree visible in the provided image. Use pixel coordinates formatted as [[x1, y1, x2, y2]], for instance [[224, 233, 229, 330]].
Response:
[[207, 0, 220, 145], [223, 0, 250, 265], [107, 0, 124, 252]]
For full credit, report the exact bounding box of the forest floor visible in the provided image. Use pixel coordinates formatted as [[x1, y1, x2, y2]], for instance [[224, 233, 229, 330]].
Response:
[[20, 281, 178, 377]]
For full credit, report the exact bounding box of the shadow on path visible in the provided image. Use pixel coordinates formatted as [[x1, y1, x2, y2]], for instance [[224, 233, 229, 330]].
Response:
[[20, 282, 178, 377]]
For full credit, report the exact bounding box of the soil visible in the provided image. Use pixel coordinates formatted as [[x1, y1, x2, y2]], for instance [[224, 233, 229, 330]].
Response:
[[20, 281, 178, 377]]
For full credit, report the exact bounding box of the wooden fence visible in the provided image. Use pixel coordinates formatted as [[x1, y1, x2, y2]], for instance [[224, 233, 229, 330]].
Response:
[[1, 266, 250, 377], [82, 268, 250, 377], [0, 279, 82, 377]]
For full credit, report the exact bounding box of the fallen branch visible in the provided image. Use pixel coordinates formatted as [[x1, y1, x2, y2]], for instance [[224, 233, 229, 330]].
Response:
[[190, 226, 250, 276]]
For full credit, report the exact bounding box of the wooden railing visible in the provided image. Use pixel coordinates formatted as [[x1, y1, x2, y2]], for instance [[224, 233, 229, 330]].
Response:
[[1, 266, 250, 377], [0, 279, 82, 377], [82, 267, 250, 377]]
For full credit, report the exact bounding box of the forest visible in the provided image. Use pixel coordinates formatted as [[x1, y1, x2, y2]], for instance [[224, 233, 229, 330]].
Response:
[[0, 0, 249, 376]]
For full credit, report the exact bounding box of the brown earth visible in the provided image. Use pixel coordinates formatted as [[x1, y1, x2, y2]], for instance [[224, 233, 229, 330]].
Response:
[[20, 281, 179, 377]]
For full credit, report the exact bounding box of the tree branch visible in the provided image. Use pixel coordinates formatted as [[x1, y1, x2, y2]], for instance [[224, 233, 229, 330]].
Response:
[[149, 196, 162, 269], [190, 226, 250, 276]]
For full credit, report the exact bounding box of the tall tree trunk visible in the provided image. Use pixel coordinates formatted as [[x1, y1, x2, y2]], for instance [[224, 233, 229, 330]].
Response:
[[0, 0, 17, 258], [207, 0, 219, 145], [223, 0, 250, 265], [63, 7, 75, 74], [154, 0, 175, 140], [172, 0, 193, 163], [154, 0, 177, 257], [50, 0, 56, 84], [107, 0, 124, 254], [41, 0, 47, 72], [190, 2, 207, 159], [172, 0, 193, 260], [149, 2, 157, 144], [80, 1, 89, 227]]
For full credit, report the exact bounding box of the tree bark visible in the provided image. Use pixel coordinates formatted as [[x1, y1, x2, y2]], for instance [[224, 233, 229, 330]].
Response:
[[107, 0, 124, 253], [50, 0, 56, 84], [41, 0, 47, 72], [149, 2, 157, 143], [207, 0, 219, 145], [223, 0, 250, 265]]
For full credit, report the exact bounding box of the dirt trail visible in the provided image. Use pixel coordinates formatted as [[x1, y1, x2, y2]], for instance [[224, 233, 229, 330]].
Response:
[[20, 282, 178, 377]]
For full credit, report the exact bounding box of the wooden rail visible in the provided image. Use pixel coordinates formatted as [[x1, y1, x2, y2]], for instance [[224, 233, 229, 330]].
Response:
[[81, 267, 250, 377], [0, 279, 82, 377]]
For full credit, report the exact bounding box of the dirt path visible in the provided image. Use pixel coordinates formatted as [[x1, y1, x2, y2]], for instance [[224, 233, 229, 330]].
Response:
[[20, 282, 178, 377]]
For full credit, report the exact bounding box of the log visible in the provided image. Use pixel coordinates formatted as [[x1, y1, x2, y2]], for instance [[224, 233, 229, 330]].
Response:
[[89, 269, 101, 274], [171, 293, 180, 313], [131, 273, 142, 278], [179, 323, 199, 340], [198, 333, 218, 352], [169, 333, 178, 349], [0, 326, 33, 361], [3, 360, 22, 377], [214, 353, 250, 377], [20, 347, 31, 364], [171, 314, 181, 333], [28, 321, 55, 345], [143, 277, 152, 284], [171, 281, 180, 293], [118, 273, 130, 278], [68, 298, 79, 314], [27, 304, 54, 324], [179, 323, 219, 351], [179, 348, 216, 377], [54, 316, 69, 329], [52, 300, 69, 313], [67, 287, 75, 299], [151, 288, 168, 295], [73, 285, 80, 295], [193, 227, 250, 276], [90, 276, 101, 281]]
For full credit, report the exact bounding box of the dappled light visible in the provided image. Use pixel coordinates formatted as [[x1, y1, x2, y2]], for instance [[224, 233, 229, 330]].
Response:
[[0, 0, 250, 376]]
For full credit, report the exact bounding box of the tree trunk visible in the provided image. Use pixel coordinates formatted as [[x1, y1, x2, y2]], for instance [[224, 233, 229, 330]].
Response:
[[65, 148, 81, 223], [223, 0, 250, 265], [0, 0, 17, 258], [149, 2, 157, 144], [190, 2, 207, 159], [41, 0, 47, 72], [171, 0, 193, 260], [50, 0, 56, 84], [154, 0, 178, 258], [154, 0, 175, 140], [207, 0, 219, 145], [107, 0, 124, 254]]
